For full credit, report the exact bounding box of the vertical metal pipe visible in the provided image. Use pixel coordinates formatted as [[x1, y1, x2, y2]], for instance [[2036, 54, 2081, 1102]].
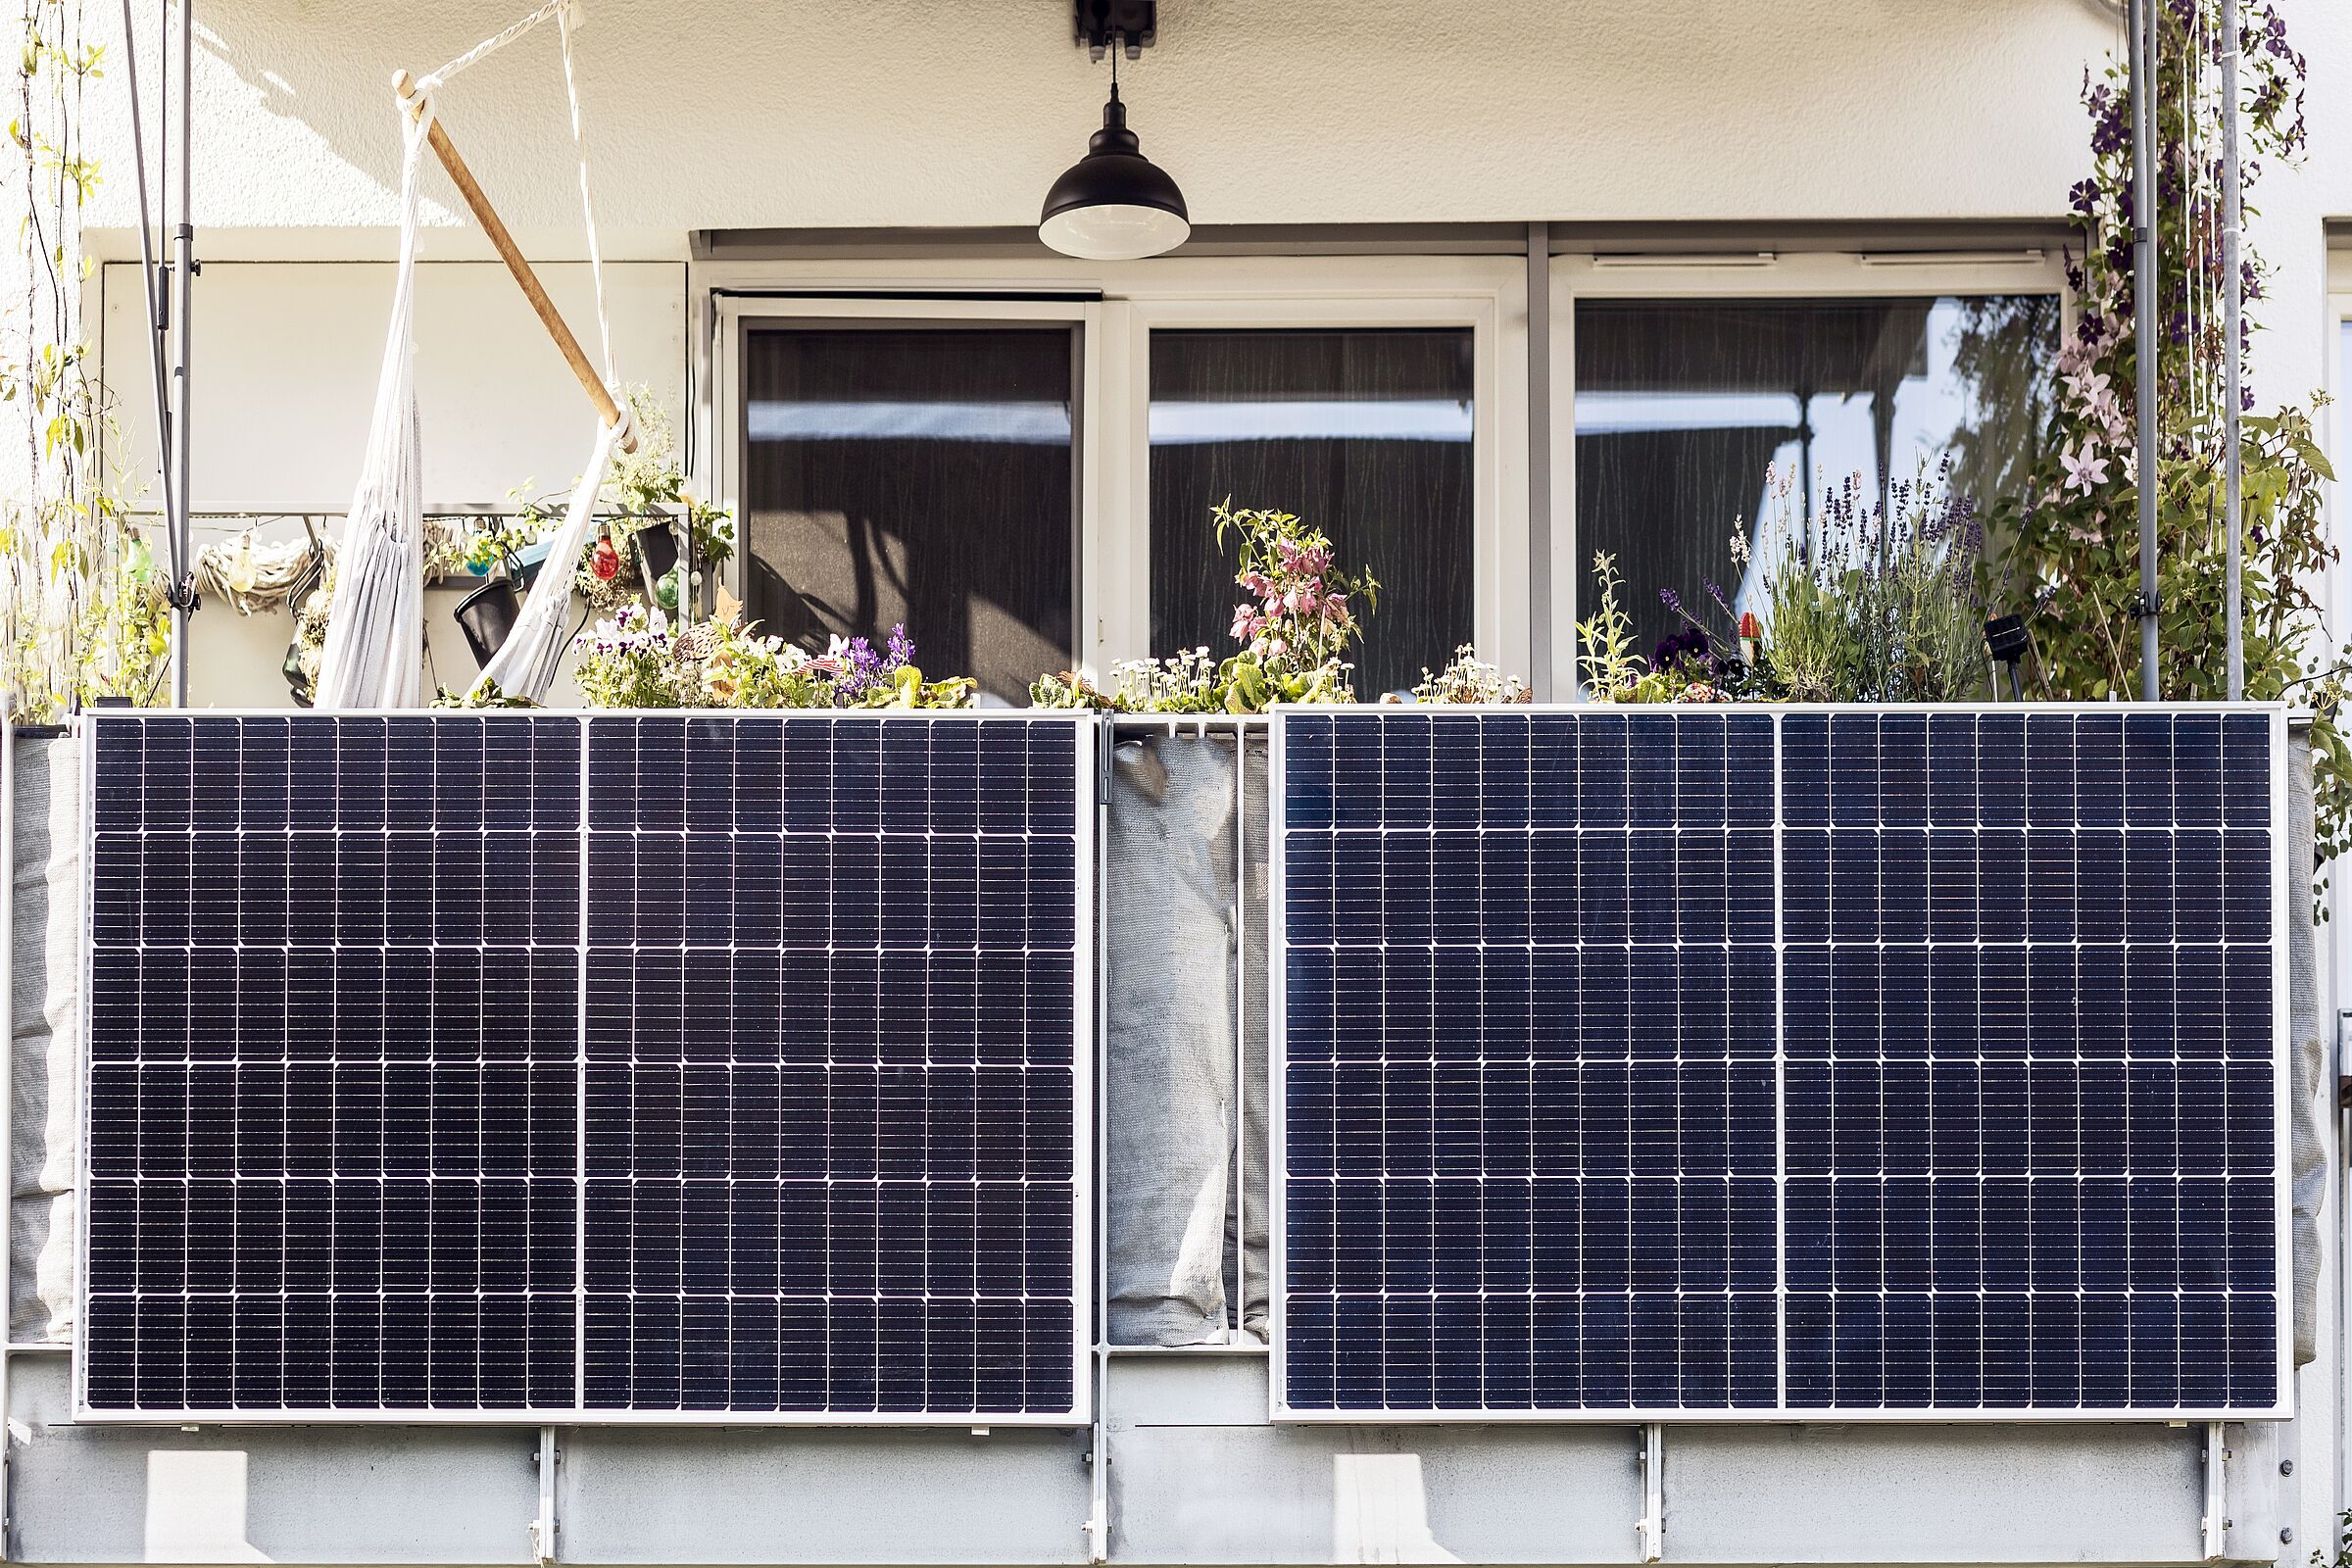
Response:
[[2131, 0, 2163, 700], [1084, 717, 1110, 1566], [2221, 0, 2245, 700], [1525, 222, 1553, 702], [119, 0, 174, 579], [1231, 722, 1247, 1337], [0, 718, 17, 1558], [170, 0, 195, 708]]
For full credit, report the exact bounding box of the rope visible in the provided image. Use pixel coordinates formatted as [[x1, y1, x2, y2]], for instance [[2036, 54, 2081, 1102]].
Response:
[[423, 0, 577, 90], [556, 1, 615, 386]]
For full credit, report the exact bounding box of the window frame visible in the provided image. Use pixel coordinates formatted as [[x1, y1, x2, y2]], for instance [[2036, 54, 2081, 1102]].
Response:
[[692, 255, 1528, 686], [1547, 249, 2073, 697], [707, 294, 1103, 687]]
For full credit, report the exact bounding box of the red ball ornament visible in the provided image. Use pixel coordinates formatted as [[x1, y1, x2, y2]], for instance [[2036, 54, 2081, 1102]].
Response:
[[591, 538, 621, 581]]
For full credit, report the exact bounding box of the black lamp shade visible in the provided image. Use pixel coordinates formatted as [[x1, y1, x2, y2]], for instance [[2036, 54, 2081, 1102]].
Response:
[[1039, 87, 1189, 261], [455, 578, 522, 671]]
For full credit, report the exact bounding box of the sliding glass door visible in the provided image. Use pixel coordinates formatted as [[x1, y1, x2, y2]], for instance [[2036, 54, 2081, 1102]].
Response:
[[738, 317, 1084, 704]]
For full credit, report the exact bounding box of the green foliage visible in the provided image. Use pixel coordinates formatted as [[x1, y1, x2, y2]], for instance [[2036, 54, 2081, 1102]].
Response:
[[564, 605, 973, 711], [1575, 553, 1654, 699], [1983, 0, 2349, 883], [1757, 466, 1989, 703], [2, 0, 169, 719], [1589, 461, 1987, 705]]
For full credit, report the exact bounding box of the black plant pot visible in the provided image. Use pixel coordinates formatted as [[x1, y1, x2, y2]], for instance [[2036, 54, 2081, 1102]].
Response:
[[633, 522, 680, 589], [455, 578, 522, 671]]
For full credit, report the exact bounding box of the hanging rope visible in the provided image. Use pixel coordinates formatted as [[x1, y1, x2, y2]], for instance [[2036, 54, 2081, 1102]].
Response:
[[556, 1, 615, 384], [466, 0, 633, 702], [422, 0, 577, 91]]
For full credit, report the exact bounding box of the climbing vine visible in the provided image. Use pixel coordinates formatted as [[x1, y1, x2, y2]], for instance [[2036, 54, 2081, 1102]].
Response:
[[1, 0, 167, 721], [1983, 0, 2348, 880]]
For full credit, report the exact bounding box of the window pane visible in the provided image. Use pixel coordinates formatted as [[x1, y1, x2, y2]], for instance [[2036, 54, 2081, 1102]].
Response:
[[1573, 296, 2059, 653], [744, 325, 1075, 703], [1150, 328, 1474, 698]]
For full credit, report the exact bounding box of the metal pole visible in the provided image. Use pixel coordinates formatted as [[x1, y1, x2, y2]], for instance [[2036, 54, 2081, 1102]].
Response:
[[1526, 222, 1553, 701], [2130, 0, 2162, 701], [119, 0, 174, 595], [170, 0, 196, 708], [2221, 0, 2245, 701], [0, 718, 16, 1561]]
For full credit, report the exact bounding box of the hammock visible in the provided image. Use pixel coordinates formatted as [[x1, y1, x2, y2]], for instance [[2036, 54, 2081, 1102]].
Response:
[[316, 0, 633, 710]]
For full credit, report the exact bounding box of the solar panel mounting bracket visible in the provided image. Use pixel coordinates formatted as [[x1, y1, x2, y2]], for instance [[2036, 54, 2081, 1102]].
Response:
[[2201, 1421, 2230, 1561], [1635, 1425, 1664, 1562]]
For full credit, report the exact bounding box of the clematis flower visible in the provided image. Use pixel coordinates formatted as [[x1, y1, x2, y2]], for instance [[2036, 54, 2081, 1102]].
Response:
[[2060, 443, 2111, 495]]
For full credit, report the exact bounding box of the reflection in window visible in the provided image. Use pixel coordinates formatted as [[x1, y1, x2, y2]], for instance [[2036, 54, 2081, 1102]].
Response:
[[743, 326, 1075, 703], [1574, 296, 2059, 651], [1151, 328, 1474, 698]]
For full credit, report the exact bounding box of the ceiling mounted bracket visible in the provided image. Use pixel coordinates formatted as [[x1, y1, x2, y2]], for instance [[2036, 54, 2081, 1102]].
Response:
[[1074, 0, 1155, 59]]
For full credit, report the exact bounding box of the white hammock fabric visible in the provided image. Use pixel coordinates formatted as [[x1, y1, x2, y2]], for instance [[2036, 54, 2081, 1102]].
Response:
[[312, 103, 430, 710], [319, 0, 625, 710], [470, 0, 627, 704], [474, 415, 625, 700]]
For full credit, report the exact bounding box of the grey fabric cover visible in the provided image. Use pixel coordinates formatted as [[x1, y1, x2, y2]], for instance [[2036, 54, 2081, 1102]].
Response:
[[11, 732, 79, 1345], [2288, 729, 2322, 1365], [1104, 729, 1270, 1346]]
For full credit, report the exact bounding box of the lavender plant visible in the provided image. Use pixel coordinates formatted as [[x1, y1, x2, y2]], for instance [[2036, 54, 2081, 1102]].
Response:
[[1758, 464, 1988, 703]]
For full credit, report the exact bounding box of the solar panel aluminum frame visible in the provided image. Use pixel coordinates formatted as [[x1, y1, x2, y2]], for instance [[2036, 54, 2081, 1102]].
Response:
[[72, 709, 1098, 1427], [1267, 702, 2294, 1424]]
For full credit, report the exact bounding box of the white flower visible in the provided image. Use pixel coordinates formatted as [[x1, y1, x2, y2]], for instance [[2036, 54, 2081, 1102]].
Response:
[[2060, 443, 2111, 496]]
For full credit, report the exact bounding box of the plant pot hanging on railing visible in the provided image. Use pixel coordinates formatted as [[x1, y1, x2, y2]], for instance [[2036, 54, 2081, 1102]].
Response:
[[633, 521, 684, 611], [454, 577, 522, 671]]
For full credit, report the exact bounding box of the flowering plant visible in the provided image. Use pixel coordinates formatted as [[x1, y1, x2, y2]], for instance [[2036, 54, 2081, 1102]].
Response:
[[1578, 553, 1712, 703], [1987, 0, 2321, 704], [1748, 462, 1986, 703], [572, 601, 973, 710], [1587, 460, 1984, 705], [1408, 646, 1531, 705], [1031, 502, 1378, 712], [1983, 0, 2349, 886]]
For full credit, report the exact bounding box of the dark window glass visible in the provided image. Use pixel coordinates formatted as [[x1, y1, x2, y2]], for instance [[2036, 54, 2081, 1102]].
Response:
[[1150, 328, 1474, 699], [1574, 296, 2059, 652], [743, 325, 1076, 703]]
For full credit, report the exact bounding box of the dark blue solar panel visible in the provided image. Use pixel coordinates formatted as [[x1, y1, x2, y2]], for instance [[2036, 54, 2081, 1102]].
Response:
[[1277, 707, 2284, 1417], [85, 715, 580, 1415], [82, 712, 1089, 1421], [578, 714, 1082, 1418], [1281, 710, 1782, 1413]]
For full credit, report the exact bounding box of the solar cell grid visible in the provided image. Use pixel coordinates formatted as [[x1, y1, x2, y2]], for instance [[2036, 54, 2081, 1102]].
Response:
[[1274, 706, 2287, 1420], [79, 711, 1091, 1422]]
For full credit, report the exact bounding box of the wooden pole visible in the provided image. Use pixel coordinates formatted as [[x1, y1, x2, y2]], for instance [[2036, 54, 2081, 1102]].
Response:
[[392, 69, 637, 453]]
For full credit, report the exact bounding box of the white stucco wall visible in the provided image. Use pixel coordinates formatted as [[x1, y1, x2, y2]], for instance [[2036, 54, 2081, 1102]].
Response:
[[34, 0, 2352, 697]]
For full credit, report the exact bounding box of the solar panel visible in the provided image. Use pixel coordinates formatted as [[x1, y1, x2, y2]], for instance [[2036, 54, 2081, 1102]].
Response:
[[78, 712, 1092, 1423], [1272, 707, 2287, 1420], [580, 715, 1088, 1416]]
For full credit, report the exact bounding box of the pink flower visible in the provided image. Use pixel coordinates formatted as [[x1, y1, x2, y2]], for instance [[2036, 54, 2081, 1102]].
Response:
[[2060, 443, 2110, 495]]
